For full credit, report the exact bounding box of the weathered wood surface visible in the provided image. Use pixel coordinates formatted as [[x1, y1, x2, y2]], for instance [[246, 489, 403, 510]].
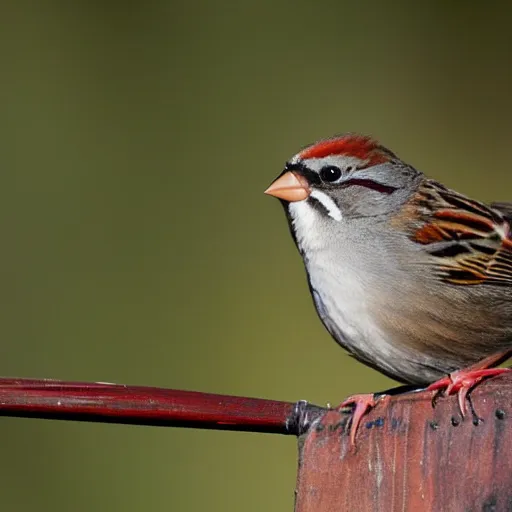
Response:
[[295, 373, 512, 512]]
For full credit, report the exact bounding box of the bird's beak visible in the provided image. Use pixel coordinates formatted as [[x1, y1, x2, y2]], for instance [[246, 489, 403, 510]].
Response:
[[264, 171, 311, 202]]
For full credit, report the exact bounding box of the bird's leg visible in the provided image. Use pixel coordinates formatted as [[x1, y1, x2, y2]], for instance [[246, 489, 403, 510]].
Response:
[[337, 384, 418, 446], [338, 393, 391, 446], [427, 350, 512, 416]]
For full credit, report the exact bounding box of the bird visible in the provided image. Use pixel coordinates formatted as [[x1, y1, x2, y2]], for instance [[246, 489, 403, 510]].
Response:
[[264, 133, 512, 445]]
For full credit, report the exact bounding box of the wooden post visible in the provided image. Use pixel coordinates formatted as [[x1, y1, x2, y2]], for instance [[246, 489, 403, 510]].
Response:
[[0, 374, 511, 510], [295, 373, 512, 511]]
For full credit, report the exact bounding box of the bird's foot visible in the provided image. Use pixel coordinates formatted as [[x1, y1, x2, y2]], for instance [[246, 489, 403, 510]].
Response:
[[337, 393, 390, 446], [427, 367, 510, 417]]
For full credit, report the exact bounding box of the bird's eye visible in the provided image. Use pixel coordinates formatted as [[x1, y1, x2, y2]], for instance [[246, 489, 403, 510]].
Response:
[[319, 166, 342, 183]]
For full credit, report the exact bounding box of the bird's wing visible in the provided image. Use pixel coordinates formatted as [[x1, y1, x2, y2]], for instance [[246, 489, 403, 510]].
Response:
[[490, 202, 512, 222], [406, 180, 512, 285]]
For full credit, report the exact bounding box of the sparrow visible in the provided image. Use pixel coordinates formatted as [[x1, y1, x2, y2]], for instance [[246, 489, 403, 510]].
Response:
[[265, 134, 512, 445]]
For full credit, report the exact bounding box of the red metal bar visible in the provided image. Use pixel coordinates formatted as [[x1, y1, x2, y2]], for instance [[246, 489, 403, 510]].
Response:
[[0, 378, 324, 435]]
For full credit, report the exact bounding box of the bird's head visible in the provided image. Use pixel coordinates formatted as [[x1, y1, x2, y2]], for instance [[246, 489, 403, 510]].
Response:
[[265, 134, 422, 252]]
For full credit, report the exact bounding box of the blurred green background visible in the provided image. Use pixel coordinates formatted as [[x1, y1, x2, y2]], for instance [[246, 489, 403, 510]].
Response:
[[2, 2, 512, 511]]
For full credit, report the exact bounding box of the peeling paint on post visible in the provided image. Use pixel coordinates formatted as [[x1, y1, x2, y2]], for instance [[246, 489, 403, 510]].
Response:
[[295, 373, 512, 511]]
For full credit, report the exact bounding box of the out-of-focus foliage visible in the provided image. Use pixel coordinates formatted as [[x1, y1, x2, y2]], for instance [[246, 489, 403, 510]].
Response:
[[1, 2, 512, 510]]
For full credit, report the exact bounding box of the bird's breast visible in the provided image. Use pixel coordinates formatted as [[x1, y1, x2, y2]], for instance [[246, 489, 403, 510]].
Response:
[[305, 256, 447, 384]]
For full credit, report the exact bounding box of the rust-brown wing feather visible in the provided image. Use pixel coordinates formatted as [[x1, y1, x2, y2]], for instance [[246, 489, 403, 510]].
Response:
[[409, 181, 512, 286]]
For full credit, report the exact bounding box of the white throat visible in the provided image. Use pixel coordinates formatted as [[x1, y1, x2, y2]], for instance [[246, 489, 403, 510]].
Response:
[[288, 193, 342, 254]]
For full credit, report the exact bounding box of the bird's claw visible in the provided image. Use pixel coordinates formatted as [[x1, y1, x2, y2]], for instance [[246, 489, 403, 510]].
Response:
[[427, 367, 510, 417], [338, 393, 389, 447]]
